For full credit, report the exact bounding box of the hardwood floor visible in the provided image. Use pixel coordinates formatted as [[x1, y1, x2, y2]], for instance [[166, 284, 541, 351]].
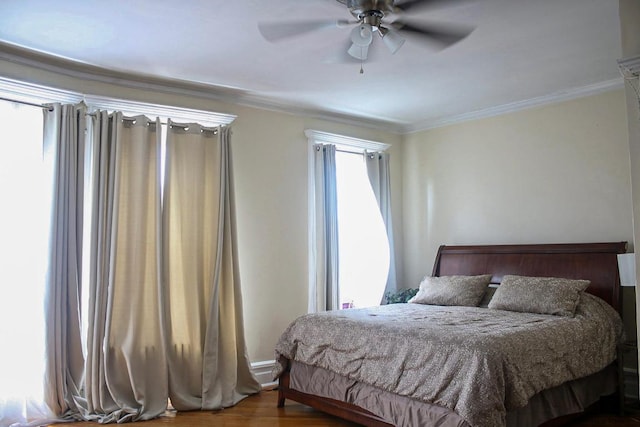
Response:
[[53, 389, 640, 427]]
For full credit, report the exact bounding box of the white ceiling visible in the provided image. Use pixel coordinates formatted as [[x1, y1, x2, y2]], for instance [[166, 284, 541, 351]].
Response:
[[0, 0, 623, 133]]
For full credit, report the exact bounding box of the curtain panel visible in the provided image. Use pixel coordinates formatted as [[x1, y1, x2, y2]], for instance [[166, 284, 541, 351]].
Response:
[[309, 144, 339, 313], [365, 151, 397, 301], [43, 103, 87, 419], [83, 112, 167, 422], [163, 123, 260, 410]]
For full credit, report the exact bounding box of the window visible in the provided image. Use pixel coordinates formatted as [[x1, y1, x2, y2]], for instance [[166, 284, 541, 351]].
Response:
[[0, 77, 237, 423], [335, 150, 390, 308], [0, 99, 51, 421], [306, 130, 393, 311]]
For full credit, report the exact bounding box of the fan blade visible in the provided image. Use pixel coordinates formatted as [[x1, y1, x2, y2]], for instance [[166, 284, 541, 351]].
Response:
[[391, 20, 474, 48], [258, 19, 352, 42], [394, 0, 475, 13]]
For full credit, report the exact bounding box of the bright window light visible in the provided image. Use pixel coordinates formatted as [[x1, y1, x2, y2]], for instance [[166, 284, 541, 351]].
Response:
[[0, 101, 48, 414], [335, 151, 390, 308]]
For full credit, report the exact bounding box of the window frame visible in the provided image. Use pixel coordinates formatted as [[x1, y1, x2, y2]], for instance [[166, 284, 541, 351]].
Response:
[[305, 129, 390, 312]]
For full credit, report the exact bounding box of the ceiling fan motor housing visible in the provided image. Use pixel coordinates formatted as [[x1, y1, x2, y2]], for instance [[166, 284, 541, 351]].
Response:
[[344, 0, 395, 21]]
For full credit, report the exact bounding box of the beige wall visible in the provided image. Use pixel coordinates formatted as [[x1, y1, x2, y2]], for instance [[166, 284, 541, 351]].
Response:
[[402, 90, 634, 287], [0, 59, 403, 363]]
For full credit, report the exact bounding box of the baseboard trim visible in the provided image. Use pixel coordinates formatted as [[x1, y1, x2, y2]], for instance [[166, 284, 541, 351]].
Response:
[[251, 360, 278, 389]]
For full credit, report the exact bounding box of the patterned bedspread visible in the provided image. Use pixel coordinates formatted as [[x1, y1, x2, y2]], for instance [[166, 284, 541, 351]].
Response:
[[274, 293, 623, 427]]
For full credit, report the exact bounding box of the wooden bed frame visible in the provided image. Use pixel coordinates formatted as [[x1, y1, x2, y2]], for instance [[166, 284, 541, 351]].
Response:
[[277, 242, 628, 427]]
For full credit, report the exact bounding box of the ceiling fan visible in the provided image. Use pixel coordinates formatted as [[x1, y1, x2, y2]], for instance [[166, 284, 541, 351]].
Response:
[[258, 0, 475, 63]]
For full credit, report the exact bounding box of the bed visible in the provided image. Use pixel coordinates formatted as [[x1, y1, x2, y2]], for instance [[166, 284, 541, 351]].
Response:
[[274, 242, 628, 427]]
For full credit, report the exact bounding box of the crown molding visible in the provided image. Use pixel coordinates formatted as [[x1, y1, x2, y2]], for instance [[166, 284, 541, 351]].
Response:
[[0, 75, 236, 126], [83, 94, 236, 126], [0, 42, 624, 136], [0, 42, 404, 134], [0, 74, 83, 105], [404, 78, 624, 134], [305, 129, 390, 152]]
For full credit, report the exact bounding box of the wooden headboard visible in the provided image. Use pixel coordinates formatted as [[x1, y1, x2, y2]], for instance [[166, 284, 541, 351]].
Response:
[[432, 242, 627, 311]]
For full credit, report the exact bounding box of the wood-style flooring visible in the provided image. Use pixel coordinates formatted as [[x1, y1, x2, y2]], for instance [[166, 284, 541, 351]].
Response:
[[52, 389, 640, 427]]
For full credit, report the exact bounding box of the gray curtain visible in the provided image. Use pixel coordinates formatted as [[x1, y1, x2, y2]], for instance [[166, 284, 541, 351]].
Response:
[[309, 144, 339, 312], [163, 123, 260, 410], [83, 112, 167, 422], [365, 151, 397, 301], [43, 103, 87, 418]]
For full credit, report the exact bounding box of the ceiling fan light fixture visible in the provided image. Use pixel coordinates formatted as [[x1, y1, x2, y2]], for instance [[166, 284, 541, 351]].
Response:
[[350, 23, 373, 47], [379, 27, 405, 54], [347, 42, 369, 60]]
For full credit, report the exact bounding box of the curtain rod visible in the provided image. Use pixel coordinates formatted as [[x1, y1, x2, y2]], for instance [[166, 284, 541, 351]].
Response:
[[316, 145, 379, 156], [0, 95, 54, 111], [1, 95, 220, 132], [119, 116, 219, 133]]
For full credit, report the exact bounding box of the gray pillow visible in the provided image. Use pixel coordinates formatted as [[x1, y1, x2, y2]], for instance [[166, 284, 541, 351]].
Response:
[[488, 275, 590, 317], [408, 275, 492, 307]]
